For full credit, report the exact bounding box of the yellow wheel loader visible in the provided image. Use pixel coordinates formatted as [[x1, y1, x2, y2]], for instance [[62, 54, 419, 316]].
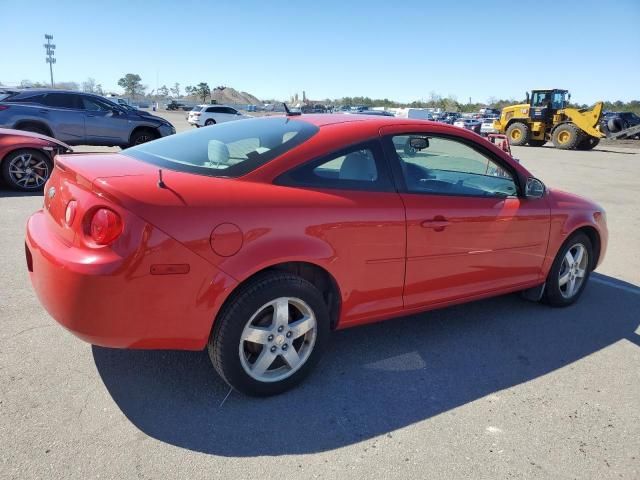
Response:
[[494, 89, 604, 150]]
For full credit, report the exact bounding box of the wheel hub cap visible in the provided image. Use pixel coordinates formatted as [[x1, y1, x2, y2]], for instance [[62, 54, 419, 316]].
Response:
[[239, 297, 317, 383]]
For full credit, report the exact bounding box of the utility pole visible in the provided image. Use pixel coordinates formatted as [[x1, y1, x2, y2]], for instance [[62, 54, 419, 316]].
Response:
[[44, 34, 56, 87]]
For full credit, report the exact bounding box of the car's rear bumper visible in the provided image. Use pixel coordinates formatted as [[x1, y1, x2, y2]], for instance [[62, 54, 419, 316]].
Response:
[[26, 210, 236, 350]]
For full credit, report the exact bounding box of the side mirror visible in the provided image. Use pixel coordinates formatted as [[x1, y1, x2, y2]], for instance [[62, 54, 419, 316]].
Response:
[[409, 137, 429, 150], [525, 177, 545, 199]]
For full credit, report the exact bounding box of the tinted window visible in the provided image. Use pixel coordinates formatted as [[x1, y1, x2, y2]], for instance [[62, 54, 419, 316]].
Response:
[[206, 107, 220, 113], [124, 117, 319, 178], [3, 93, 46, 104], [391, 135, 517, 198], [277, 141, 393, 192], [42, 93, 78, 109], [223, 107, 238, 114], [81, 96, 113, 111]]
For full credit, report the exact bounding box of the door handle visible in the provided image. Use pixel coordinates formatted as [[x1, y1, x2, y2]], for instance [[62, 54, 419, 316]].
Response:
[[421, 216, 450, 231]]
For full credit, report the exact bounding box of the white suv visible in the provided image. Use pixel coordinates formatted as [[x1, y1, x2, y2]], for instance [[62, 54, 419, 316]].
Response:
[[187, 105, 251, 127]]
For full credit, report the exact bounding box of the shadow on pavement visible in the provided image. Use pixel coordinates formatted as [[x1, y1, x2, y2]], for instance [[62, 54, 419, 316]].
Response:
[[93, 273, 640, 456]]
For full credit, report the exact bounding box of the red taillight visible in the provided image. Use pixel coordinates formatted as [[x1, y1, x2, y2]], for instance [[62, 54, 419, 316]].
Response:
[[0, 105, 9, 111], [89, 208, 123, 245], [65, 200, 77, 226]]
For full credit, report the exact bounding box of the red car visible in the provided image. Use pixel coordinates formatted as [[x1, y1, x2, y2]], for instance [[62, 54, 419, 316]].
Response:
[[1, 128, 72, 191], [25, 114, 608, 396]]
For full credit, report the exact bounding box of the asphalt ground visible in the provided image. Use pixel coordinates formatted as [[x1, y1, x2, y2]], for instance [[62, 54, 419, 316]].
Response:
[[1, 113, 638, 479]]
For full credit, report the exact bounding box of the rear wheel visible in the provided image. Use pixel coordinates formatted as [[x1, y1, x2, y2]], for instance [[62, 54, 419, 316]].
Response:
[[552, 123, 582, 149], [527, 139, 546, 147], [576, 135, 600, 151], [1, 149, 52, 191], [506, 122, 530, 146], [544, 232, 593, 307], [16, 123, 51, 137], [205, 119, 216, 126], [208, 272, 330, 396]]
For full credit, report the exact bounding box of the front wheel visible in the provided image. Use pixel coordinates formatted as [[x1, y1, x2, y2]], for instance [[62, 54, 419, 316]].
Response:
[[544, 233, 593, 307], [129, 129, 157, 147], [208, 272, 330, 396], [552, 123, 582, 149]]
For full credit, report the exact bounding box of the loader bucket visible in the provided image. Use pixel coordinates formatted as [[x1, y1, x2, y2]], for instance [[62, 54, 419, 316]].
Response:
[[562, 102, 604, 138]]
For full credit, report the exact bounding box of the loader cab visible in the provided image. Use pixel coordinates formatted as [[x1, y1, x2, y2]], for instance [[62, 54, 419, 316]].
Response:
[[529, 89, 568, 123]]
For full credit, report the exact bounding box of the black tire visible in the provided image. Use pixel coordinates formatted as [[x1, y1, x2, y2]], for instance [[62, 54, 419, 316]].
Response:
[[576, 136, 600, 151], [527, 139, 546, 147], [129, 129, 157, 147], [607, 117, 627, 133], [204, 119, 216, 126], [552, 123, 582, 149], [208, 272, 330, 396], [16, 123, 51, 137], [1, 149, 52, 191], [543, 232, 593, 307], [506, 122, 530, 146]]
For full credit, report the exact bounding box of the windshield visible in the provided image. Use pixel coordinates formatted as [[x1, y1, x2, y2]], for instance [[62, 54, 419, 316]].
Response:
[[123, 117, 319, 178]]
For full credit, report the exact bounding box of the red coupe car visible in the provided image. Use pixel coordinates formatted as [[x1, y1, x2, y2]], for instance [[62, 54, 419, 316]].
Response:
[[25, 114, 608, 395], [0, 128, 72, 191]]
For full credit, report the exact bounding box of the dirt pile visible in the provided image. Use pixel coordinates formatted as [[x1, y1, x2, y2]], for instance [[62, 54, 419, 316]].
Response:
[[211, 87, 261, 105]]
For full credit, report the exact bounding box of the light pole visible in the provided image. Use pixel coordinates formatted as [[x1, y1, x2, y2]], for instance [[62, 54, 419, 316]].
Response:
[[44, 34, 56, 87]]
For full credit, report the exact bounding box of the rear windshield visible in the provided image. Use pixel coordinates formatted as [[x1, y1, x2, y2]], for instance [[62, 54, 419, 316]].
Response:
[[123, 117, 319, 178], [191, 106, 203, 112]]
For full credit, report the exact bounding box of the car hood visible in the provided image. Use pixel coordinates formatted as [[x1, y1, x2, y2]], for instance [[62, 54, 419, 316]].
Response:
[[0, 127, 72, 150]]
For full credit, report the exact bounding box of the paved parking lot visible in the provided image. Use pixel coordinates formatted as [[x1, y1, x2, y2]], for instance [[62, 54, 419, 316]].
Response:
[[1, 114, 639, 479]]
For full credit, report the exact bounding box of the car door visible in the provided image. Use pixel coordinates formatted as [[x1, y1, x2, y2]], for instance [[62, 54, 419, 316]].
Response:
[[81, 96, 129, 145], [40, 93, 85, 143], [276, 140, 406, 327], [381, 128, 550, 308]]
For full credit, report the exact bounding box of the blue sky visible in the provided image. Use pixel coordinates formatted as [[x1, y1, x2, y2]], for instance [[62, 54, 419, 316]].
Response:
[[1, 0, 638, 104]]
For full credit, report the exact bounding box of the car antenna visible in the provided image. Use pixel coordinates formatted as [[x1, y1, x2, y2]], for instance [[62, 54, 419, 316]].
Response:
[[283, 102, 301, 116], [157, 169, 167, 189]]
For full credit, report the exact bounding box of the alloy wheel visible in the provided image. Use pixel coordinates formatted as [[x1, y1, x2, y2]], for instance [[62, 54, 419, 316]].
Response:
[[239, 297, 317, 383], [8, 152, 50, 189], [558, 243, 588, 299]]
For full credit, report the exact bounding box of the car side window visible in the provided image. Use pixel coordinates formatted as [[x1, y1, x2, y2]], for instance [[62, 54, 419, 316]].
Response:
[[276, 141, 393, 192], [206, 107, 218, 113], [42, 93, 79, 109], [81, 97, 111, 111], [390, 135, 518, 198]]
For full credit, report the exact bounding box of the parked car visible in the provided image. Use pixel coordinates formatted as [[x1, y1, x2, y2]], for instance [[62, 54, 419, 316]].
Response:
[[395, 108, 434, 120], [187, 105, 251, 127], [454, 118, 482, 134], [26, 114, 608, 396], [0, 89, 175, 147], [480, 117, 500, 136], [0, 128, 72, 191]]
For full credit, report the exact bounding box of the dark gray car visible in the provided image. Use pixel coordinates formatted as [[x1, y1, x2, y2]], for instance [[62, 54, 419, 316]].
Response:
[[0, 89, 175, 147]]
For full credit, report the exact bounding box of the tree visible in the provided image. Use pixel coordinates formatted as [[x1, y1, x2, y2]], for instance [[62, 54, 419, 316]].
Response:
[[158, 85, 169, 97], [82, 78, 98, 93], [187, 82, 211, 103], [95, 84, 104, 96], [118, 73, 144, 98], [170, 82, 180, 97]]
